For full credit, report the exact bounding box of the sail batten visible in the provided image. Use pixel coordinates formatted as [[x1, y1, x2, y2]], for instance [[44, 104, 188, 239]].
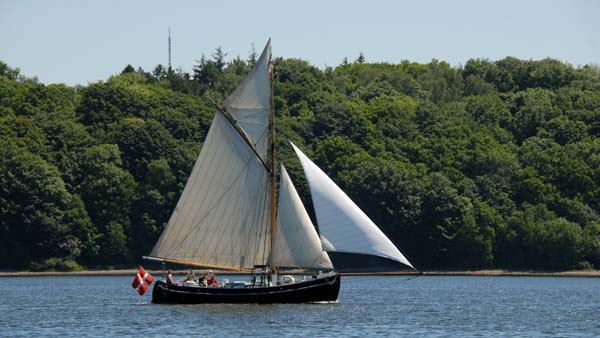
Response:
[[291, 142, 414, 270], [271, 165, 333, 270]]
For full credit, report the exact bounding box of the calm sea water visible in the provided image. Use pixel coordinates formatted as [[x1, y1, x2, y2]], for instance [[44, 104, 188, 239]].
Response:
[[0, 275, 599, 337]]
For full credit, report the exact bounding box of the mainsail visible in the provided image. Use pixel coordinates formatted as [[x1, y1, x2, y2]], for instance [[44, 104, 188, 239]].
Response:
[[149, 42, 273, 271], [271, 165, 333, 270], [291, 142, 414, 269], [223, 39, 271, 161]]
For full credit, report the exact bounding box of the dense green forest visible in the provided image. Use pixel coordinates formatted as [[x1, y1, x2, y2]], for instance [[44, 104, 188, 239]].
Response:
[[1, 50, 600, 271]]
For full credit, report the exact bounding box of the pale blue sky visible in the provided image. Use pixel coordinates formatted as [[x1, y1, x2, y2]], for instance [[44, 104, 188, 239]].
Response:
[[1, 0, 598, 85]]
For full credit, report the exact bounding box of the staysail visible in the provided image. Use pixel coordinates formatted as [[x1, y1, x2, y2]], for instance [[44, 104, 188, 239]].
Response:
[[271, 165, 333, 270], [291, 142, 414, 269], [149, 42, 274, 270], [223, 39, 271, 161]]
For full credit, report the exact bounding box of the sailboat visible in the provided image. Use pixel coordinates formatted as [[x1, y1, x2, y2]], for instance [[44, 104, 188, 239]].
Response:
[[144, 40, 415, 304]]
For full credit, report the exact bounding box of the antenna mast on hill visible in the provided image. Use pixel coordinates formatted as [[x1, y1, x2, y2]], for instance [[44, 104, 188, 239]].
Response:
[[168, 27, 172, 72]]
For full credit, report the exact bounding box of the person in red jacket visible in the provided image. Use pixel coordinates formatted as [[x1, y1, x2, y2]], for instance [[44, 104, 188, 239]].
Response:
[[207, 271, 218, 287]]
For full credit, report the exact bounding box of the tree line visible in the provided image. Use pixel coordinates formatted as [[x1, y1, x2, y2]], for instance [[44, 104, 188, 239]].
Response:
[[1, 50, 600, 271]]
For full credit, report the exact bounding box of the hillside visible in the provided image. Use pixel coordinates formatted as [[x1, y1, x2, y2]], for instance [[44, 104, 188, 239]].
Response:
[[1, 54, 600, 271]]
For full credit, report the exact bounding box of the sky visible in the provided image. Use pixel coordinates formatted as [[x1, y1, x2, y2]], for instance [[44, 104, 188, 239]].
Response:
[[1, 0, 599, 86]]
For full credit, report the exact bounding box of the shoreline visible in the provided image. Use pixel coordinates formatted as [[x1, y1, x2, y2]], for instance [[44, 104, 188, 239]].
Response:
[[1, 269, 599, 277], [421, 269, 600, 277]]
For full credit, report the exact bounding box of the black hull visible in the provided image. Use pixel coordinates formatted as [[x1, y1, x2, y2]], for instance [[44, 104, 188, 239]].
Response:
[[151, 273, 341, 304]]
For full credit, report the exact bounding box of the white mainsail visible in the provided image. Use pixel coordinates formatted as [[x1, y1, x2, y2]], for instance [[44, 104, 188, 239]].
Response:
[[149, 41, 274, 270], [291, 142, 414, 269], [223, 39, 271, 161], [149, 109, 271, 270], [271, 165, 333, 270]]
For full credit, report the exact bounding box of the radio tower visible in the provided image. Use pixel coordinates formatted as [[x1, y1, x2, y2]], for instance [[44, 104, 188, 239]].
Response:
[[168, 27, 172, 72]]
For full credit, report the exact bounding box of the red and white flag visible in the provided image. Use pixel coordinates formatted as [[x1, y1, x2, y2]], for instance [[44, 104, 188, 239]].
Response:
[[132, 266, 154, 295]]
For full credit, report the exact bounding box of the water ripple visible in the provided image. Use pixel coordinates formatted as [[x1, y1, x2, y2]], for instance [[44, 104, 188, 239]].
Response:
[[0, 275, 599, 337]]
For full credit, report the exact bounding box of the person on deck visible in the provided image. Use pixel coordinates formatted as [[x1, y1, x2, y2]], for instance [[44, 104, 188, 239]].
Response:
[[207, 271, 218, 287], [182, 270, 196, 285], [198, 273, 207, 287], [166, 270, 176, 285]]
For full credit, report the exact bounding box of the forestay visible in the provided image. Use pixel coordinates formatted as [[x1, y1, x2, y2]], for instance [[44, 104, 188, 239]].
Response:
[[291, 142, 414, 269], [270, 165, 333, 270], [223, 39, 271, 161], [149, 112, 271, 270]]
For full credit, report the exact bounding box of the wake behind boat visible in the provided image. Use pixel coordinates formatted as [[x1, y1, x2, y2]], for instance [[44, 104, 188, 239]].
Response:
[[143, 40, 415, 304]]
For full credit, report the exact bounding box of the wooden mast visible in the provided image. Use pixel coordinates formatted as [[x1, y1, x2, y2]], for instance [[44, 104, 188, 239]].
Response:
[[268, 52, 277, 274]]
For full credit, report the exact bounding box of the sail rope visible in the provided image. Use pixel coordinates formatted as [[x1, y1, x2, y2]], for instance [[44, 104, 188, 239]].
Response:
[[249, 127, 269, 152]]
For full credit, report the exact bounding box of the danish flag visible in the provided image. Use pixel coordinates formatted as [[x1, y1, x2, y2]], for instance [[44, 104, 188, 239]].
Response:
[[132, 266, 154, 295]]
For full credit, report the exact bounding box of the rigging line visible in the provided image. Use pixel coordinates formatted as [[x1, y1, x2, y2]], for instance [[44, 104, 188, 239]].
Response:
[[251, 127, 269, 149], [254, 128, 269, 145]]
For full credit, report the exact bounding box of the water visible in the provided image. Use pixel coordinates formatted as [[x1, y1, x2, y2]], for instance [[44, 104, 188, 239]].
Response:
[[1, 275, 599, 337]]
